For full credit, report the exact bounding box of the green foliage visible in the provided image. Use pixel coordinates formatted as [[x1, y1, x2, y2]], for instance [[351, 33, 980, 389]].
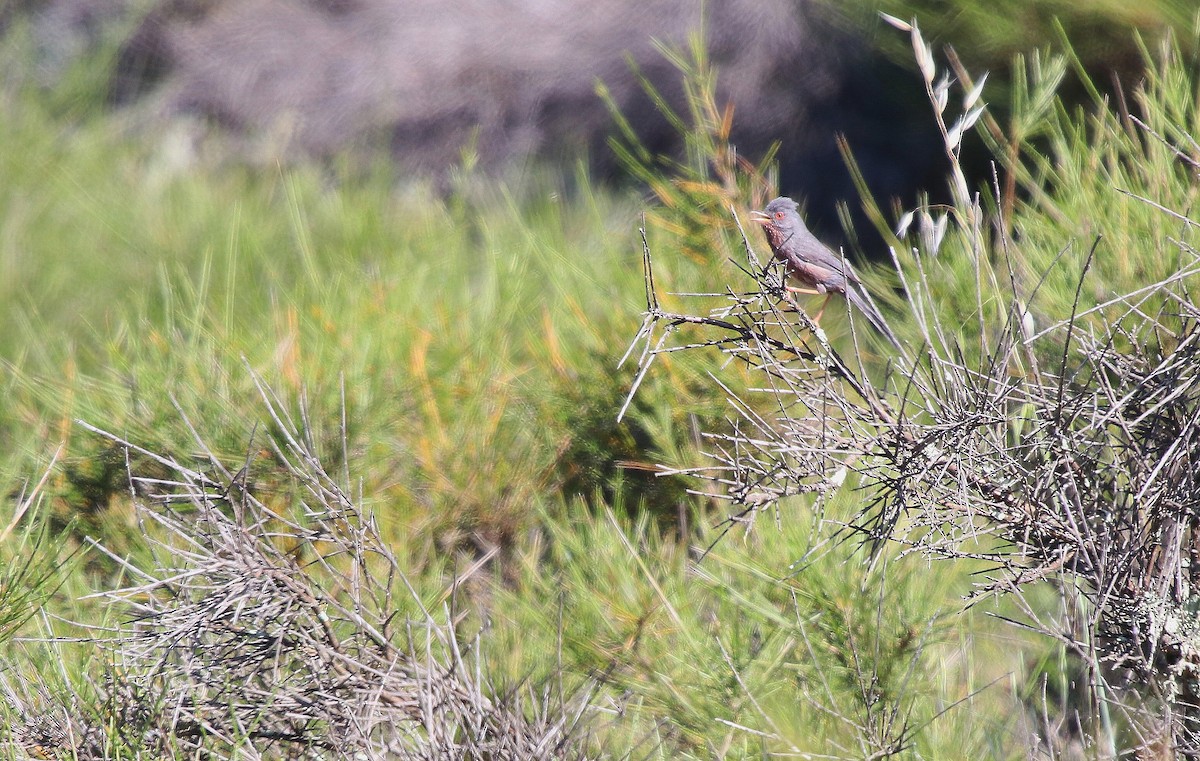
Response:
[[0, 86, 727, 557], [995, 35, 1200, 335], [491, 501, 1023, 758], [0, 501, 70, 646], [599, 33, 778, 264], [866, 29, 1200, 361]]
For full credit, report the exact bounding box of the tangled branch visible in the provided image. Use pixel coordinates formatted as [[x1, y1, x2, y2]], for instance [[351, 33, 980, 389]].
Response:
[[623, 205, 1200, 753], [11, 374, 596, 760]]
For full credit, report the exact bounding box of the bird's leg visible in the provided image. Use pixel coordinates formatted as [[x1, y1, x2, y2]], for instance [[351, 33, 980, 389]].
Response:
[[786, 285, 821, 295], [812, 294, 834, 324]]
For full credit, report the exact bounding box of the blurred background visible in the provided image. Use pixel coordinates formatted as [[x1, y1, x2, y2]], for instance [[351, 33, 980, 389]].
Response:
[[11, 0, 1194, 232]]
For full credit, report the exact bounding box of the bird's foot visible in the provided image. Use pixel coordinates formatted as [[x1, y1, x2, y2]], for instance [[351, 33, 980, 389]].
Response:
[[812, 324, 830, 347]]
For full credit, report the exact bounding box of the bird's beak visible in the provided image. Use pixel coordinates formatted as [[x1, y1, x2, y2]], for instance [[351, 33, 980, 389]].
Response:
[[749, 210, 770, 225]]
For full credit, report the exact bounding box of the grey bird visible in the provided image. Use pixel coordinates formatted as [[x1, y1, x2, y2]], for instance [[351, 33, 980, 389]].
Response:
[[750, 196, 901, 348]]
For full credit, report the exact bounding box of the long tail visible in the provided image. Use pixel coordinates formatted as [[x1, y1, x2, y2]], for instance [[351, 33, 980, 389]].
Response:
[[846, 283, 902, 350]]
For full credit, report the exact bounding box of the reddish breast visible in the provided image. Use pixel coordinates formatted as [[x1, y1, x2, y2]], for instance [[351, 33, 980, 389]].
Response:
[[764, 226, 786, 251]]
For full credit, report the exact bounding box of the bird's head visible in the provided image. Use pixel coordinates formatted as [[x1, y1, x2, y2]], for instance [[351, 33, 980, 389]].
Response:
[[749, 196, 807, 245]]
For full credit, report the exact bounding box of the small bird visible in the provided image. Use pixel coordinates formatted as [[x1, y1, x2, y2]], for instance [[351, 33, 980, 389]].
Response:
[[750, 196, 901, 348]]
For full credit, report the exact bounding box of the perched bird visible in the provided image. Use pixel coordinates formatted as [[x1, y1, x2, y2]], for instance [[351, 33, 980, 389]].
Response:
[[750, 196, 901, 348]]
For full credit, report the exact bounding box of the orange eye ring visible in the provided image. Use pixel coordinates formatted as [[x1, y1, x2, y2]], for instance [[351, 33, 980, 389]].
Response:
[[774, 211, 785, 220]]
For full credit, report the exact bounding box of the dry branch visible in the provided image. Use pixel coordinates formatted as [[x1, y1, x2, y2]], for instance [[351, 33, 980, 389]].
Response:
[[623, 205, 1200, 755], [9, 378, 597, 760]]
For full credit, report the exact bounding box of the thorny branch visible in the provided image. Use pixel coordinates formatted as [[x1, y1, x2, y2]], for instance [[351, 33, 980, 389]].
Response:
[[10, 377, 597, 760], [623, 205, 1200, 754]]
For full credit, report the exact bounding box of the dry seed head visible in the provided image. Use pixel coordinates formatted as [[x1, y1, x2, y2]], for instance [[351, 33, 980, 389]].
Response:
[[913, 31, 935, 84], [934, 74, 951, 114], [879, 12, 912, 32], [948, 106, 987, 149], [964, 73, 989, 110]]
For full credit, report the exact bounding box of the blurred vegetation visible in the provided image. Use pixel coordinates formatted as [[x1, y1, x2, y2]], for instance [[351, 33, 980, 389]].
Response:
[[833, 0, 1198, 84], [0, 95, 726, 554], [2, 5, 1199, 758]]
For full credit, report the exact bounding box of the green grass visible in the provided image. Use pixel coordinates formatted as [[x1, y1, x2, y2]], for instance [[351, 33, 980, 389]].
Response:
[[488, 500, 1029, 757]]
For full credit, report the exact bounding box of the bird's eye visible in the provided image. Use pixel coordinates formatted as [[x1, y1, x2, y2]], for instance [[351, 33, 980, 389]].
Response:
[[774, 211, 785, 220]]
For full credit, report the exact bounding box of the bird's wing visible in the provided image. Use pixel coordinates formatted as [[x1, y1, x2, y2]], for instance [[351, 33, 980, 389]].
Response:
[[784, 236, 849, 291], [799, 236, 857, 279], [788, 259, 841, 293]]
